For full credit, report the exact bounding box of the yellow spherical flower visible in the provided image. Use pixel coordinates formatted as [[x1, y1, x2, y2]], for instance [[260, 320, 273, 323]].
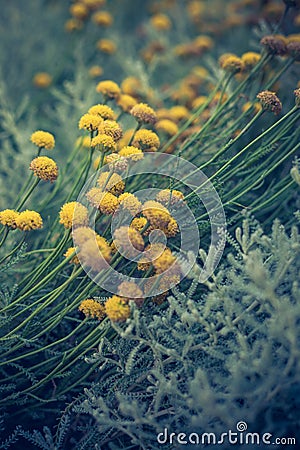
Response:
[[72, 226, 96, 247], [193, 35, 214, 52], [220, 55, 245, 73], [118, 146, 144, 161], [121, 76, 142, 96], [96, 39, 117, 54], [86, 188, 119, 214], [64, 18, 83, 32], [117, 281, 144, 306], [33, 72, 52, 89], [91, 134, 116, 152], [155, 119, 178, 136], [156, 189, 185, 206], [0, 209, 19, 229], [78, 113, 103, 132], [15, 210, 43, 231], [117, 193, 142, 216], [260, 35, 287, 56], [132, 129, 160, 152], [98, 120, 123, 141], [92, 10, 113, 26], [152, 248, 176, 274], [88, 104, 115, 120], [64, 247, 80, 264], [130, 103, 157, 125], [169, 106, 190, 122], [105, 153, 128, 172], [137, 242, 165, 271], [88, 65, 103, 78], [130, 217, 147, 232], [80, 236, 111, 271], [97, 172, 125, 196], [113, 226, 144, 258], [105, 295, 131, 322], [29, 156, 58, 182], [241, 52, 261, 70], [79, 299, 106, 320], [59, 202, 89, 229], [142, 200, 171, 228], [117, 94, 138, 113], [70, 3, 89, 20], [96, 80, 121, 99], [30, 130, 55, 150], [81, 0, 106, 8], [76, 135, 92, 149], [150, 13, 171, 30], [192, 95, 208, 109], [164, 217, 179, 237]]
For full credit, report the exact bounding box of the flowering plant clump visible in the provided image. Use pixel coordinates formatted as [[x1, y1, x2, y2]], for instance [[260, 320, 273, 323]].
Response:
[[1, 1, 300, 448]]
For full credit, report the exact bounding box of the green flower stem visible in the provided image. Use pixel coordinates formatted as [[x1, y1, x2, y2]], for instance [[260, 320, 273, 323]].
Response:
[[0, 227, 10, 247], [0, 235, 25, 265], [250, 179, 295, 215], [18, 229, 71, 294], [13, 172, 34, 209], [15, 177, 40, 211], [184, 106, 298, 200]]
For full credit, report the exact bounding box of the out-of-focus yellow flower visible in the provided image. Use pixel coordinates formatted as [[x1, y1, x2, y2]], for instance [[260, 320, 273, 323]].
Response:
[[59, 202, 89, 229], [88, 65, 103, 78], [242, 101, 262, 114], [117, 94, 138, 112], [15, 210, 43, 231], [29, 156, 58, 182], [118, 146, 144, 161], [150, 13, 171, 30], [64, 247, 80, 265], [113, 226, 144, 258], [79, 299, 106, 320], [121, 76, 142, 96], [96, 39, 117, 54], [220, 55, 245, 73], [64, 18, 83, 32], [132, 129, 160, 152], [33, 72, 52, 89], [86, 189, 119, 214], [155, 119, 178, 136], [169, 105, 190, 122], [30, 130, 55, 150], [92, 11, 113, 26], [70, 3, 89, 20], [96, 80, 121, 99], [241, 52, 261, 70], [117, 193, 142, 216]]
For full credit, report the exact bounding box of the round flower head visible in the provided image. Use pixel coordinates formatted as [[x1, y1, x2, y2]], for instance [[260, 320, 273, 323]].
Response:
[[81, 0, 106, 8], [121, 76, 142, 96], [117, 281, 144, 307], [64, 247, 80, 265], [86, 188, 119, 214], [105, 153, 128, 172], [118, 146, 144, 161], [220, 55, 245, 73], [59, 202, 89, 229], [0, 209, 19, 229], [15, 210, 43, 231], [287, 41, 300, 61], [152, 248, 177, 274], [155, 119, 178, 136], [137, 242, 166, 271], [29, 156, 58, 182], [98, 120, 123, 141], [241, 52, 261, 70], [260, 35, 287, 55], [294, 88, 300, 106], [92, 11, 113, 26], [79, 299, 106, 320], [117, 193, 142, 216], [89, 65, 103, 78], [113, 226, 144, 259], [132, 129, 160, 152], [91, 134, 116, 152], [257, 90, 282, 115], [130, 217, 148, 232], [72, 226, 96, 247], [96, 80, 121, 99], [117, 94, 138, 113], [78, 113, 103, 132], [242, 101, 262, 114], [105, 295, 131, 322], [33, 72, 52, 89], [97, 172, 125, 196], [30, 131, 55, 150], [130, 103, 157, 125], [156, 189, 185, 206], [96, 39, 117, 54], [80, 236, 111, 271], [142, 200, 171, 228], [70, 3, 88, 20], [169, 105, 190, 122], [150, 13, 171, 31], [88, 104, 115, 120]]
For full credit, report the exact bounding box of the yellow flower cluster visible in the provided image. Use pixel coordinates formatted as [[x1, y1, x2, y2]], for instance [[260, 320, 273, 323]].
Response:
[[97, 172, 125, 196], [86, 189, 119, 214], [79, 299, 106, 320], [96, 80, 121, 98], [29, 156, 58, 182], [113, 226, 144, 258], [59, 202, 89, 229], [30, 131, 55, 150], [105, 295, 131, 322], [91, 134, 117, 152], [15, 210, 43, 231], [118, 146, 143, 161], [130, 103, 157, 125], [132, 129, 160, 152], [88, 104, 115, 120], [0, 209, 19, 229]]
